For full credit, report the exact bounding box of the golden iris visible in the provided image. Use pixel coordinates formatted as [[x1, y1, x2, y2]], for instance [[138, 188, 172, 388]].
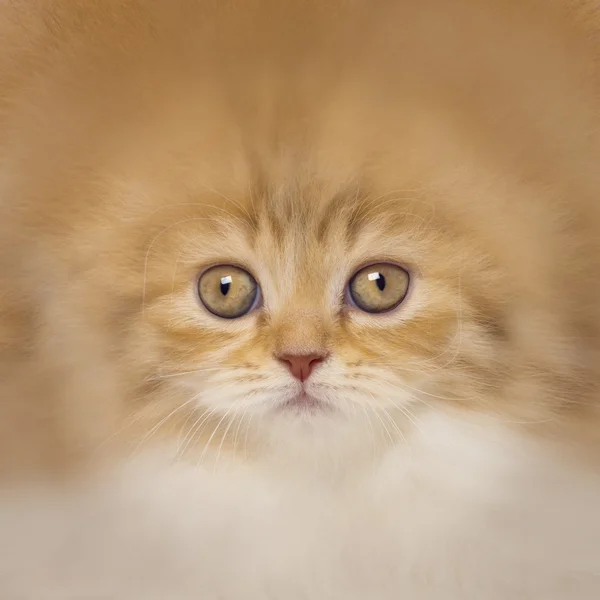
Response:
[[349, 263, 409, 313], [198, 265, 258, 318]]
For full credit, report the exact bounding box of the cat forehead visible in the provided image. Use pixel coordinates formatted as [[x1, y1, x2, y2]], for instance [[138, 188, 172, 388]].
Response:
[[205, 180, 430, 261]]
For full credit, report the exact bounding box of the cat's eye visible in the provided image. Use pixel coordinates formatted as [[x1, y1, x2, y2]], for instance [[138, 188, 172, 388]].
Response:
[[348, 263, 410, 314], [198, 265, 259, 319]]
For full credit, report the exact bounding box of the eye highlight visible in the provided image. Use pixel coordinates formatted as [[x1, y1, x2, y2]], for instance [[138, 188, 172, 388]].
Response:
[[348, 263, 410, 314], [198, 265, 259, 319]]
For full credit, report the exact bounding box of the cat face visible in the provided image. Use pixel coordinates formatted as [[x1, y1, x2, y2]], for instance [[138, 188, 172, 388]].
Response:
[[134, 180, 509, 459]]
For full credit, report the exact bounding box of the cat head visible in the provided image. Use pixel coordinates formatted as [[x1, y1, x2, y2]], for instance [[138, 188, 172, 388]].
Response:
[[3, 0, 599, 473]]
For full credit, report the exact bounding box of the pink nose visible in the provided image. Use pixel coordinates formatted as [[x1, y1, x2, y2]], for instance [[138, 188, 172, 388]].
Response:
[[277, 352, 328, 382]]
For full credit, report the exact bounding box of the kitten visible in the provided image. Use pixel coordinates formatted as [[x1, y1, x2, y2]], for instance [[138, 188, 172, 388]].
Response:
[[1, 0, 600, 598]]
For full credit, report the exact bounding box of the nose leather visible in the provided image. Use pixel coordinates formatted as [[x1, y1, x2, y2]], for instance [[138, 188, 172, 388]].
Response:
[[277, 352, 327, 381]]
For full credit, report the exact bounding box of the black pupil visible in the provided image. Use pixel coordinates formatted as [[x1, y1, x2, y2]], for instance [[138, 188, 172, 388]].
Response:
[[374, 272, 386, 292], [220, 279, 231, 296]]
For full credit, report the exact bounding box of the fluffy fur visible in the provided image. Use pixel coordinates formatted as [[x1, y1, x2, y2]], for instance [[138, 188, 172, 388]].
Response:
[[1, 0, 600, 597]]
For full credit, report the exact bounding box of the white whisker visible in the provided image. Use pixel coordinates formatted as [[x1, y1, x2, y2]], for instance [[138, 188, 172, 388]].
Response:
[[232, 406, 248, 461], [365, 393, 395, 447], [178, 403, 224, 459], [199, 404, 238, 465], [243, 410, 256, 461], [352, 397, 378, 458], [151, 367, 227, 381], [133, 397, 198, 457], [214, 410, 239, 473]]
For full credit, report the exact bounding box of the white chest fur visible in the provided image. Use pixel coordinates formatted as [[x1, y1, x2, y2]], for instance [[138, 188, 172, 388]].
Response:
[[2, 412, 599, 599]]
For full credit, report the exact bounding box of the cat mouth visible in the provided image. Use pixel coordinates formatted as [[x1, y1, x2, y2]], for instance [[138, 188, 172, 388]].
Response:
[[279, 392, 328, 412]]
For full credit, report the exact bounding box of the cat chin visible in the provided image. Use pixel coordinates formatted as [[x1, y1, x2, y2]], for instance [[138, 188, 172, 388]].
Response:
[[174, 387, 422, 470], [244, 409, 401, 471]]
